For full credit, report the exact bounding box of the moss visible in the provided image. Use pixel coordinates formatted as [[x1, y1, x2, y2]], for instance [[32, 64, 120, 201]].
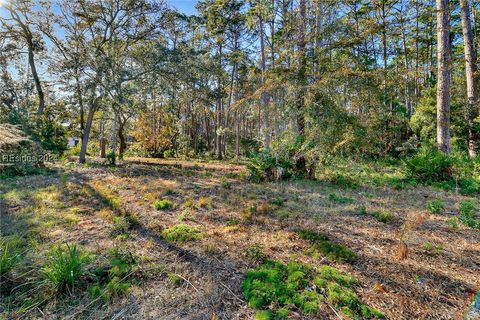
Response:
[[243, 260, 382, 318], [162, 224, 202, 243]]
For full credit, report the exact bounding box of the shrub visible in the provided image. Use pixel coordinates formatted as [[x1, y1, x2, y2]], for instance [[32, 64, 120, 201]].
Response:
[[42, 244, 88, 293], [247, 148, 294, 183], [459, 200, 479, 229], [242, 260, 383, 318], [106, 151, 116, 166], [404, 147, 454, 182], [372, 210, 394, 223], [154, 199, 173, 210], [426, 199, 444, 214], [162, 224, 202, 243]]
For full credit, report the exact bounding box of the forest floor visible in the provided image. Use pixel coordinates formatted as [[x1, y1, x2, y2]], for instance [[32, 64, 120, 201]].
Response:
[[0, 157, 479, 319]]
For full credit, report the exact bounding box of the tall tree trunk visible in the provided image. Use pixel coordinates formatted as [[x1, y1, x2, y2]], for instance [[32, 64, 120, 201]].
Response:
[[460, 0, 478, 157], [259, 15, 270, 149], [79, 97, 99, 164], [216, 41, 223, 160], [435, 0, 451, 154]]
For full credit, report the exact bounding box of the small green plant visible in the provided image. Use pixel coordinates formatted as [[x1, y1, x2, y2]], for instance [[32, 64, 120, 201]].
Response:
[[271, 197, 284, 206], [357, 205, 367, 215], [246, 244, 266, 262], [178, 208, 194, 221], [426, 199, 444, 214], [459, 200, 479, 229], [296, 229, 329, 242], [447, 217, 459, 229], [423, 242, 444, 256], [162, 224, 202, 243], [0, 243, 19, 276], [328, 193, 355, 204], [110, 216, 130, 237], [154, 199, 173, 210], [167, 272, 184, 286], [42, 244, 88, 293], [221, 178, 232, 189], [197, 196, 212, 209], [297, 229, 356, 263], [226, 218, 240, 226], [372, 210, 394, 223], [164, 188, 176, 196]]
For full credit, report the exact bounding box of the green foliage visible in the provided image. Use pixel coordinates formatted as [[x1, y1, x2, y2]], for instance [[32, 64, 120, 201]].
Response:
[[328, 193, 355, 204], [106, 151, 116, 166], [0, 243, 20, 276], [315, 241, 358, 263], [447, 217, 459, 229], [404, 147, 454, 182], [297, 229, 357, 263], [242, 260, 382, 318], [42, 244, 88, 293], [154, 199, 173, 210], [247, 148, 293, 183], [296, 229, 329, 242], [426, 199, 444, 214], [162, 224, 202, 243], [110, 216, 131, 237], [459, 200, 479, 229], [357, 205, 367, 215], [372, 210, 394, 223]]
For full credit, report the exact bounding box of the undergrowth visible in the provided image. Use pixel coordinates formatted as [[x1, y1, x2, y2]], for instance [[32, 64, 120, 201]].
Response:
[[243, 260, 384, 319], [162, 224, 202, 243]]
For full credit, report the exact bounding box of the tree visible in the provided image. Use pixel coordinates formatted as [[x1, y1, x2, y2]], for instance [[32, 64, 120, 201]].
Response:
[[435, 0, 451, 154], [459, 0, 478, 157]]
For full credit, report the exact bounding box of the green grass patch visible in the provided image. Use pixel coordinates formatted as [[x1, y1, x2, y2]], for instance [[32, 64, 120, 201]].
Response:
[[154, 199, 173, 210], [372, 210, 394, 223], [243, 260, 383, 319], [162, 224, 202, 243], [328, 193, 355, 204], [297, 229, 357, 263]]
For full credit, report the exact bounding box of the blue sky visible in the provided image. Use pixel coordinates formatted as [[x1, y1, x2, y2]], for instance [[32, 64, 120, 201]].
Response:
[[167, 0, 198, 15]]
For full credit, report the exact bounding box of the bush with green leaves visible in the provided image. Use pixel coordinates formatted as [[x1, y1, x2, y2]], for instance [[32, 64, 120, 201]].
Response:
[[426, 199, 444, 214], [404, 146, 454, 183], [42, 244, 89, 293], [154, 199, 173, 210], [162, 224, 202, 243], [243, 260, 383, 319], [459, 200, 479, 229]]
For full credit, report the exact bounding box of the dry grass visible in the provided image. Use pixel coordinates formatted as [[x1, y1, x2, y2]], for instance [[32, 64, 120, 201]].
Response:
[[0, 157, 479, 319]]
